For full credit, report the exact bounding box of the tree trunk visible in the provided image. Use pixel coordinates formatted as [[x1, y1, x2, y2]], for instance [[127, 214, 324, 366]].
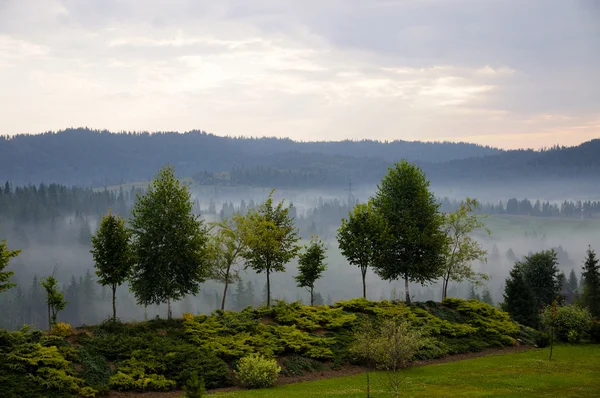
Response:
[[266, 270, 271, 307], [47, 304, 52, 331], [362, 267, 367, 299], [366, 371, 370, 398], [112, 284, 117, 321], [442, 275, 449, 301], [167, 297, 172, 319], [221, 279, 229, 311], [404, 274, 410, 304], [310, 287, 314, 306]]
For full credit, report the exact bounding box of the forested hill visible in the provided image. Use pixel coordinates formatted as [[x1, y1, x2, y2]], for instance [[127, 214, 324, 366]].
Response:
[[0, 128, 497, 186], [0, 128, 598, 188]]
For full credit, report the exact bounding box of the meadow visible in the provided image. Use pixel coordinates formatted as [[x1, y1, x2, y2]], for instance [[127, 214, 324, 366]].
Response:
[[212, 344, 600, 397]]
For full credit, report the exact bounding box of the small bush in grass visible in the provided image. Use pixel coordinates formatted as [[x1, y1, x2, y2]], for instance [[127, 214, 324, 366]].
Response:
[[51, 322, 73, 338], [234, 354, 281, 389]]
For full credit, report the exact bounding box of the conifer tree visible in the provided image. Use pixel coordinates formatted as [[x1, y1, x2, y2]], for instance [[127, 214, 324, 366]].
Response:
[[581, 246, 600, 318], [568, 269, 579, 292]]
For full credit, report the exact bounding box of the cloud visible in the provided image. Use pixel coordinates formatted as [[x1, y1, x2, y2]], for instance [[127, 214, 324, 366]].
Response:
[[0, 0, 597, 149]]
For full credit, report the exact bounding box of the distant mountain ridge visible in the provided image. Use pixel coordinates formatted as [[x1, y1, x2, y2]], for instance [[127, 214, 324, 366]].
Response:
[[0, 128, 597, 188], [0, 128, 498, 186]]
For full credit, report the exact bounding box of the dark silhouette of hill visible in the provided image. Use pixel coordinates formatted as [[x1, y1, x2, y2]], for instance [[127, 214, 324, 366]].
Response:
[[0, 128, 498, 186], [0, 128, 597, 188]]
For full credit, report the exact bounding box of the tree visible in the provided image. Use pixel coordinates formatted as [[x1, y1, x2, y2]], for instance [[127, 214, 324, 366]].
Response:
[[295, 236, 327, 306], [337, 201, 383, 299], [371, 161, 448, 304], [440, 198, 489, 299], [468, 285, 481, 301], [568, 269, 579, 292], [206, 217, 246, 311], [0, 238, 20, 293], [350, 317, 425, 398], [41, 269, 67, 330], [502, 262, 538, 327], [581, 246, 600, 318], [238, 190, 300, 307], [481, 288, 494, 306], [91, 210, 133, 321], [503, 250, 561, 328], [129, 165, 209, 319]]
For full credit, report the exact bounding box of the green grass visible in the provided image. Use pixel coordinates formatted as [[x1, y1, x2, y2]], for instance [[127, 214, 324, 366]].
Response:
[[211, 345, 600, 397]]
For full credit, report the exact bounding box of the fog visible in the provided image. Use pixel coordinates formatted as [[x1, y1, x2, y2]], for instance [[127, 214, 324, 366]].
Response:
[[1, 183, 599, 331]]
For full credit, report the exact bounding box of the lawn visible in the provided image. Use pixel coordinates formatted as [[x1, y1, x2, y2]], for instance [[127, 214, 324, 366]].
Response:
[[211, 345, 600, 397]]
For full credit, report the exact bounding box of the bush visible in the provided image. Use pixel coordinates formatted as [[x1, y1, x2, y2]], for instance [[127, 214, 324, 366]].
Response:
[[51, 323, 74, 338], [234, 355, 281, 389], [281, 356, 325, 376], [535, 332, 551, 348], [542, 304, 592, 343]]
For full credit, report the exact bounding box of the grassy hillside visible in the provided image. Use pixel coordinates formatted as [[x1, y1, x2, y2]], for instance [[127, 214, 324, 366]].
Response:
[[0, 298, 538, 397], [215, 345, 600, 397]]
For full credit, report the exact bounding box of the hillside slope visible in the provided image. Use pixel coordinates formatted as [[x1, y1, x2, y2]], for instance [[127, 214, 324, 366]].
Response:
[[0, 298, 538, 397]]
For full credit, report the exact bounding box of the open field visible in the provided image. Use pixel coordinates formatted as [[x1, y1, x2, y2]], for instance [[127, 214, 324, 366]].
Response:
[[212, 344, 600, 397]]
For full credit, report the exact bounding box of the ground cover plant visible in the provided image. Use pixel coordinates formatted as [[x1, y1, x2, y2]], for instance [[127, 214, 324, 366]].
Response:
[[0, 298, 535, 396]]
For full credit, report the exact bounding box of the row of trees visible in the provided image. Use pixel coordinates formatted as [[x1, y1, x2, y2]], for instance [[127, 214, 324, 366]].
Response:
[[337, 161, 489, 304]]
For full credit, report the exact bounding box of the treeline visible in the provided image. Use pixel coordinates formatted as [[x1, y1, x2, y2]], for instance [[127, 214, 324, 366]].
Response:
[[0, 128, 497, 186], [440, 197, 600, 219]]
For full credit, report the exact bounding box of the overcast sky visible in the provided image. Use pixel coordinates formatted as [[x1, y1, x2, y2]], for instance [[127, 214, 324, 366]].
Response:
[[1, 0, 598, 149]]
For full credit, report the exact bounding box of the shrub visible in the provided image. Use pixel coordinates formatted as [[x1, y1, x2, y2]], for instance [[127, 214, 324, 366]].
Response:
[[183, 372, 206, 398], [51, 323, 73, 338], [281, 356, 326, 376], [541, 304, 592, 343], [234, 355, 281, 389], [535, 332, 551, 348]]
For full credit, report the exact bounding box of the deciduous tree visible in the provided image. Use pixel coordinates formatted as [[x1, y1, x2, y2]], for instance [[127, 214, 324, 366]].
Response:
[[0, 237, 20, 293], [91, 210, 133, 321], [295, 236, 327, 306], [238, 190, 300, 307], [129, 165, 209, 319], [41, 268, 67, 330], [206, 217, 246, 311], [371, 161, 448, 304], [440, 198, 489, 300], [337, 201, 383, 299]]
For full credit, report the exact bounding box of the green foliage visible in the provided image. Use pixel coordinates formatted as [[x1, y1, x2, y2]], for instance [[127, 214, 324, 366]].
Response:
[[51, 322, 73, 338], [542, 304, 592, 343], [503, 250, 561, 328], [184, 372, 207, 398], [0, 327, 85, 398], [129, 165, 209, 317], [280, 356, 326, 377], [237, 189, 300, 307], [271, 300, 356, 331], [337, 201, 384, 298], [581, 246, 600, 318], [91, 210, 133, 321], [295, 236, 327, 306], [206, 216, 246, 310], [370, 160, 448, 303], [0, 238, 20, 293], [235, 354, 281, 389], [441, 198, 489, 299], [41, 275, 68, 329], [77, 347, 112, 390]]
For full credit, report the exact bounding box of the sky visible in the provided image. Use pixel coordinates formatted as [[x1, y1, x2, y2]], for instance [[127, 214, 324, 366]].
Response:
[[0, 0, 598, 149]]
